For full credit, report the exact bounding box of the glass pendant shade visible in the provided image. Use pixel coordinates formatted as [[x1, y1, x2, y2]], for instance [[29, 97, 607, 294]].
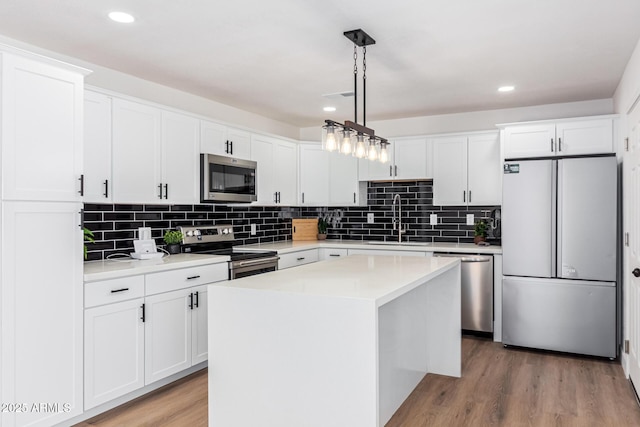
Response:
[[367, 138, 378, 161], [323, 125, 338, 152], [340, 130, 353, 155], [379, 144, 389, 163], [355, 134, 367, 158]]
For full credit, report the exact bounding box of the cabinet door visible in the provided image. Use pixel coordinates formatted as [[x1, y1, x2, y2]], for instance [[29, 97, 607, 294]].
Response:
[[394, 137, 429, 179], [1, 53, 84, 202], [433, 136, 468, 206], [200, 120, 228, 156], [363, 141, 395, 180], [467, 133, 501, 205], [227, 128, 252, 159], [191, 285, 208, 365], [251, 136, 276, 204], [299, 145, 329, 205], [84, 299, 145, 409], [503, 124, 556, 159], [84, 91, 112, 203], [144, 289, 192, 384], [275, 141, 297, 205], [329, 151, 359, 205], [556, 119, 613, 156], [1, 202, 83, 427], [112, 99, 162, 203], [161, 111, 199, 204]]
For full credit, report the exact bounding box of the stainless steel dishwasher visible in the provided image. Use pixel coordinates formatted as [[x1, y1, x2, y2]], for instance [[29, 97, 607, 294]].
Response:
[[433, 253, 494, 333]]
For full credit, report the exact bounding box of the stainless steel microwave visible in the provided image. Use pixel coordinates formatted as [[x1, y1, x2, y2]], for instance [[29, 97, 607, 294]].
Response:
[[200, 153, 257, 203]]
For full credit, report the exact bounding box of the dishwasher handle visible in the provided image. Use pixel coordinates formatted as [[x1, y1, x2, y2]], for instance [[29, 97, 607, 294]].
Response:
[[433, 253, 492, 263]]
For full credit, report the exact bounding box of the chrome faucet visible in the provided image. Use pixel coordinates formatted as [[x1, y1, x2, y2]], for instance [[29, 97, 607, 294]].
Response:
[[392, 194, 407, 242]]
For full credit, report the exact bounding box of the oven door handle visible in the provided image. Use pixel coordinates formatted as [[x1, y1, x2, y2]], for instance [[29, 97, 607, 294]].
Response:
[[234, 256, 280, 267]]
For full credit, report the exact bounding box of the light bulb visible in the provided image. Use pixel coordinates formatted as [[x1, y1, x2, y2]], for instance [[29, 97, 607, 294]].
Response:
[[368, 141, 378, 161], [355, 135, 366, 158], [325, 128, 337, 152], [379, 144, 389, 163], [341, 131, 352, 155]]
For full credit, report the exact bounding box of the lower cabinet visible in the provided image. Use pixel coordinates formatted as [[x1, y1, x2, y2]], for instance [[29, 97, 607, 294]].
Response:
[[347, 249, 427, 257], [278, 249, 319, 269], [83, 265, 224, 410], [319, 248, 348, 260]]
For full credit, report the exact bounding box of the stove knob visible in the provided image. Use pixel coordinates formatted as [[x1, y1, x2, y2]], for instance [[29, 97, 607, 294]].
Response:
[[194, 230, 201, 236], [222, 228, 229, 234], [186, 230, 194, 237]]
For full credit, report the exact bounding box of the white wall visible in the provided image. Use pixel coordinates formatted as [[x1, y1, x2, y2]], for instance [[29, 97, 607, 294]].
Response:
[[300, 99, 614, 141], [0, 35, 300, 140], [614, 37, 640, 114]]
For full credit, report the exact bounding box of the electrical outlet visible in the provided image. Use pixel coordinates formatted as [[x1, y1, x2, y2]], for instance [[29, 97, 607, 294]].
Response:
[[466, 214, 475, 225], [430, 214, 438, 225], [367, 213, 375, 224], [250, 223, 257, 235]]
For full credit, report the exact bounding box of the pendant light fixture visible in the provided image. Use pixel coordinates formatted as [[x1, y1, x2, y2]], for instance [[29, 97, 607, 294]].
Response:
[[322, 29, 389, 163]]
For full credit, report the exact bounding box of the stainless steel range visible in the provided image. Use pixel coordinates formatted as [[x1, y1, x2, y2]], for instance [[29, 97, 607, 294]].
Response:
[[179, 225, 279, 280]]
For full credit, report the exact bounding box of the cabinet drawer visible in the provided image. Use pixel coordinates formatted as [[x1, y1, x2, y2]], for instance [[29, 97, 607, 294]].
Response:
[[85, 276, 145, 308], [347, 249, 426, 257], [319, 248, 349, 260], [278, 249, 319, 269], [145, 263, 228, 296]]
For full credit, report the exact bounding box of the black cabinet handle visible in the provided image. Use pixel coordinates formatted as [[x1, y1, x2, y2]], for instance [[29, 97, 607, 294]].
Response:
[[469, 191, 472, 203], [297, 257, 305, 261], [390, 165, 393, 177], [278, 192, 281, 203], [187, 275, 201, 280], [230, 140, 233, 155], [110, 288, 129, 293], [189, 293, 194, 310], [194, 291, 199, 308], [394, 165, 398, 176], [140, 303, 146, 322], [78, 174, 84, 196], [353, 192, 356, 203], [103, 179, 109, 198], [302, 193, 305, 203], [558, 137, 562, 152], [158, 183, 163, 199], [329, 254, 340, 257], [164, 183, 168, 199], [79, 209, 84, 229], [633, 268, 640, 278], [551, 138, 554, 152], [463, 191, 466, 202], [274, 192, 278, 203], [225, 140, 230, 154]]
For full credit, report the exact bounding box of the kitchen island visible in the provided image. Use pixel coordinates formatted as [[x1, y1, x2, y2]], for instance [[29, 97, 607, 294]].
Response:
[[208, 254, 461, 427]]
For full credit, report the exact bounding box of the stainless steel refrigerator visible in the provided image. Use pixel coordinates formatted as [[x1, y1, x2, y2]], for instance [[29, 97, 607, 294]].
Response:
[[502, 155, 617, 358]]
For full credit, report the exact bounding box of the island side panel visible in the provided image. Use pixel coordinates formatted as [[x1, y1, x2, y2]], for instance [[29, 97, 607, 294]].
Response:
[[208, 285, 378, 427], [424, 264, 461, 377]]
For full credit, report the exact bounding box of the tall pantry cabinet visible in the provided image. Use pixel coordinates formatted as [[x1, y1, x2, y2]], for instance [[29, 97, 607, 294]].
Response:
[[0, 48, 89, 427]]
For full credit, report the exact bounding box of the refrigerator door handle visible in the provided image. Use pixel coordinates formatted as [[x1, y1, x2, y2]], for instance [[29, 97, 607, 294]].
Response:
[[553, 160, 560, 278]]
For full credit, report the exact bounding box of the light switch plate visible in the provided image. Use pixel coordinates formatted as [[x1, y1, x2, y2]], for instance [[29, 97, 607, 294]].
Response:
[[466, 214, 474, 225], [430, 214, 438, 225], [367, 213, 375, 224], [250, 223, 257, 235]]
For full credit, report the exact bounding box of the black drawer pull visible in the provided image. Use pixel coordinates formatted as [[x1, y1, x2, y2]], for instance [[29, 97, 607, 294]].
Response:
[[297, 257, 305, 261], [194, 291, 199, 308], [140, 303, 146, 322], [110, 288, 129, 293], [329, 254, 340, 257], [187, 275, 201, 280]]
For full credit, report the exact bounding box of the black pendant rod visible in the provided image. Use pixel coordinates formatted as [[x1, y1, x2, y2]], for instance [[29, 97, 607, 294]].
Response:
[[363, 46, 367, 127], [353, 45, 357, 125]]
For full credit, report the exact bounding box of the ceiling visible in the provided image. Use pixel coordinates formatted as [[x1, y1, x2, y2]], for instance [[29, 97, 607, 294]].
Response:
[[1, 0, 640, 128]]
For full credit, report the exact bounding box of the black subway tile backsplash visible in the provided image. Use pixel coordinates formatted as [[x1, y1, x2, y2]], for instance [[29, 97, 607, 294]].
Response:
[[83, 180, 499, 260]]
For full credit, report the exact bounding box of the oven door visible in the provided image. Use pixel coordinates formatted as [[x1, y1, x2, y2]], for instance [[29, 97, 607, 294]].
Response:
[[201, 153, 257, 203], [230, 256, 279, 280]]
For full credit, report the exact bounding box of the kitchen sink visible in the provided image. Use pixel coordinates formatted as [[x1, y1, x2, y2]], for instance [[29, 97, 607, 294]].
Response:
[[365, 241, 432, 247]]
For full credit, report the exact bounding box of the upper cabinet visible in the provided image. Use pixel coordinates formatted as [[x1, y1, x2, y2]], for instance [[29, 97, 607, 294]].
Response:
[[360, 137, 431, 181], [84, 90, 112, 203], [251, 135, 297, 205], [201, 120, 251, 160], [432, 131, 501, 206], [111, 99, 199, 204], [1, 53, 85, 202], [502, 117, 614, 159]]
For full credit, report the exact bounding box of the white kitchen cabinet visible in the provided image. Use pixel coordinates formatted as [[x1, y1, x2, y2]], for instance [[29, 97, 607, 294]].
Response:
[[84, 298, 145, 410], [319, 248, 349, 260], [299, 144, 329, 205], [360, 137, 431, 181], [347, 248, 426, 257], [191, 285, 209, 365], [278, 249, 319, 269], [251, 135, 297, 205], [201, 120, 251, 160], [112, 99, 162, 203], [329, 151, 360, 205], [432, 131, 501, 206], [161, 111, 199, 204], [1, 52, 85, 202], [84, 90, 113, 203], [503, 117, 614, 159], [1, 201, 83, 427]]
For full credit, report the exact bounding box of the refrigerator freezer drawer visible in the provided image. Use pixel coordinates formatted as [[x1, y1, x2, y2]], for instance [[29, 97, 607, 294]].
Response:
[[503, 276, 616, 358]]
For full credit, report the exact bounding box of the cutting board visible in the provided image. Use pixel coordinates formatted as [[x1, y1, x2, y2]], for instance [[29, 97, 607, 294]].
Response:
[[292, 218, 318, 241]]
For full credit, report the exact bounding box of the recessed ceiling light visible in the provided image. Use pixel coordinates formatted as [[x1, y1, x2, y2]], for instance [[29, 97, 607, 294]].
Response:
[[323, 106, 336, 112], [498, 85, 515, 92], [108, 11, 135, 23]]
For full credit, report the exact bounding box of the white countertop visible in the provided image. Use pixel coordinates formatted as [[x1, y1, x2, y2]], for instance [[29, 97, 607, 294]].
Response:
[[211, 254, 460, 307], [235, 239, 502, 255], [84, 253, 229, 282]]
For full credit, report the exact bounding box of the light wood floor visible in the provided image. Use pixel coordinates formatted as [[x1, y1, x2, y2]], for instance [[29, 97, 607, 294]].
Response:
[[75, 337, 640, 427]]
